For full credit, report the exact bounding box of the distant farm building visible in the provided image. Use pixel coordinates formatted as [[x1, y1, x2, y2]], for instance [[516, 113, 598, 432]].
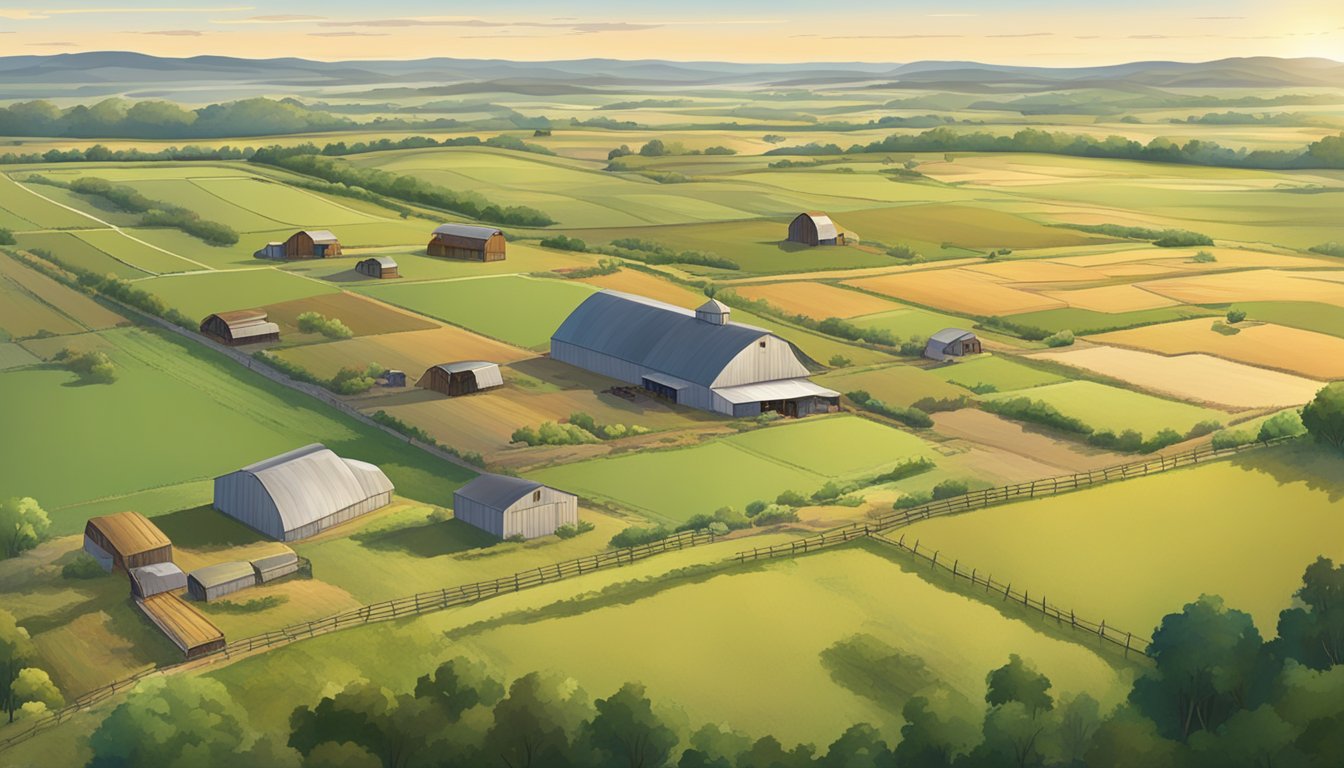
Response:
[[417, 361, 503, 397], [453, 474, 579, 540], [551, 291, 840, 418], [129, 562, 187, 599], [356, 256, 399, 279], [428, 224, 506, 261], [383, 370, 407, 387], [200, 310, 280, 346], [83, 512, 172, 572], [254, 230, 342, 260], [251, 550, 300, 583], [187, 561, 256, 602], [787, 212, 846, 247], [213, 444, 394, 542], [924, 328, 982, 361], [137, 593, 225, 660]]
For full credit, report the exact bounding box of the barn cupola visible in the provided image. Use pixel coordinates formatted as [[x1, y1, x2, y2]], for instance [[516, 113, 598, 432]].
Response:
[[695, 298, 731, 326]]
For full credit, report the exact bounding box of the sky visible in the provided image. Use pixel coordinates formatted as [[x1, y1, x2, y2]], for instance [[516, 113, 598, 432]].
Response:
[[0, 1, 1341, 65]]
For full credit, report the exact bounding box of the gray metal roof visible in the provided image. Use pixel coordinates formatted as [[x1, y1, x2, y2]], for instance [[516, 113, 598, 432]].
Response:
[[189, 561, 255, 589], [929, 328, 976, 345], [433, 361, 504, 388], [455, 473, 547, 511], [798, 213, 838, 240], [302, 230, 338, 243], [129, 562, 186, 596], [232, 444, 394, 535], [698, 298, 730, 313], [713, 379, 840, 404], [360, 256, 398, 268], [552, 290, 795, 388], [434, 361, 496, 374], [250, 551, 298, 571], [433, 223, 502, 240]]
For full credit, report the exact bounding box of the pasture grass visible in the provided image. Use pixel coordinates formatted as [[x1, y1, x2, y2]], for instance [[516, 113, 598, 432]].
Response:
[[1000, 305, 1219, 334], [928, 355, 1065, 393], [978, 380, 1229, 436], [14, 231, 146, 279], [815, 363, 971, 407], [139, 267, 338, 320]]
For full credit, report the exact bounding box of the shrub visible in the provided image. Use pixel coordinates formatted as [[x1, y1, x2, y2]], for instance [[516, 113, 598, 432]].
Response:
[[846, 391, 934, 428], [296, 311, 354, 339], [894, 492, 931, 510], [1153, 229, 1215, 248], [1186, 420, 1224, 439], [62, 553, 107, 579], [703, 146, 737, 155], [828, 354, 852, 368], [554, 520, 596, 539], [886, 244, 920, 260], [1043, 329, 1075, 347], [607, 145, 632, 160], [1226, 308, 1247, 323], [745, 500, 768, 517], [539, 235, 587, 252], [930, 480, 969, 500], [775, 490, 808, 507], [676, 506, 750, 533], [1212, 429, 1255, 450], [52, 348, 117, 384], [511, 421, 598, 446], [1192, 250, 1217, 263], [1258, 410, 1306, 442], [980, 396, 1091, 435], [752, 505, 800, 526], [504, 534, 527, 543], [329, 363, 384, 395], [870, 457, 937, 484], [1308, 242, 1344, 257], [0, 227, 13, 245], [609, 525, 671, 549]]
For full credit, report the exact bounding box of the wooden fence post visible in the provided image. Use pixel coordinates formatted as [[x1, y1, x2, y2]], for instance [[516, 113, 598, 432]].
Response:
[[1125, 632, 1132, 657]]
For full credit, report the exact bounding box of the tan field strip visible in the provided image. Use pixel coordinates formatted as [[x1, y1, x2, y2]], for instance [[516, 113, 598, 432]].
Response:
[[577, 268, 705, 307], [1030, 345, 1323, 409], [733, 281, 896, 319], [1040, 283, 1178, 312], [844, 268, 1065, 316], [1091, 318, 1344, 380], [1141, 269, 1344, 307], [274, 325, 534, 380], [264, 292, 438, 337], [963, 260, 1109, 283]]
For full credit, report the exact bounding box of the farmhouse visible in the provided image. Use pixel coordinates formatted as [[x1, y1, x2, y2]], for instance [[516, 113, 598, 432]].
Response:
[[453, 474, 579, 540], [129, 562, 187, 599], [213, 444, 395, 542], [428, 223, 506, 261], [417, 361, 504, 397], [200, 310, 280, 346], [137, 593, 225, 660], [551, 290, 840, 417], [83, 511, 172, 572], [187, 561, 256, 602], [787, 212, 846, 247], [356, 256, 399, 279], [924, 328, 982, 361], [251, 550, 300, 583]]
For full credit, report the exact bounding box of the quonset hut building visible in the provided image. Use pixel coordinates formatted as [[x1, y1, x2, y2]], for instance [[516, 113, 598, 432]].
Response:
[[213, 444, 394, 542], [551, 291, 839, 418]]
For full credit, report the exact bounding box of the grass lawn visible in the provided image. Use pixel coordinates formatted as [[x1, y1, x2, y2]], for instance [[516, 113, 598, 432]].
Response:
[[897, 442, 1344, 634], [0, 174, 96, 229], [72, 228, 205, 275], [139, 268, 338, 320], [725, 415, 937, 477], [1235, 301, 1344, 339], [0, 325, 473, 531], [928, 355, 1065, 393], [1002, 305, 1218, 334], [850, 304, 977, 342], [0, 341, 40, 370], [815, 363, 971, 407], [978, 380, 1228, 436], [357, 274, 597, 349], [13, 231, 147, 279]]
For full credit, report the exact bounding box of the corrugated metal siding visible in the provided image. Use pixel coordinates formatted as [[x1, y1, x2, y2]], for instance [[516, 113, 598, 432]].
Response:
[[711, 335, 810, 388], [453, 486, 578, 540], [130, 563, 187, 598]]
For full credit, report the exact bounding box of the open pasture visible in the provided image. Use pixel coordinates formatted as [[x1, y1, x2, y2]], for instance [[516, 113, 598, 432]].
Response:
[[845, 268, 1066, 316], [575, 265, 707, 306], [733, 281, 897, 319], [928, 355, 1065, 393], [272, 324, 532, 382], [849, 304, 979, 343], [1001, 305, 1218, 334], [71, 229, 204, 274], [1032, 345, 1324, 409], [897, 444, 1344, 635], [262, 291, 437, 339], [14, 231, 146, 279], [814, 363, 971, 407], [0, 342, 39, 370], [0, 173, 95, 229], [979, 379, 1229, 435], [0, 254, 125, 336], [1091, 317, 1344, 380], [1230, 301, 1344, 339], [962, 259, 1109, 283], [291, 243, 599, 284], [139, 267, 338, 321], [829, 203, 1102, 252]]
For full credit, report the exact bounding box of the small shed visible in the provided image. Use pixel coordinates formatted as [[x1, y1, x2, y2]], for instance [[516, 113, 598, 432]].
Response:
[[428, 224, 506, 261], [924, 328, 982, 361], [283, 230, 341, 259], [453, 474, 579, 540], [137, 593, 225, 660], [83, 512, 172, 572], [200, 310, 280, 346], [356, 256, 399, 279], [787, 212, 846, 247], [129, 562, 187, 599], [417, 361, 503, 397], [383, 370, 407, 387], [250, 551, 300, 583], [254, 242, 285, 260], [187, 561, 257, 602]]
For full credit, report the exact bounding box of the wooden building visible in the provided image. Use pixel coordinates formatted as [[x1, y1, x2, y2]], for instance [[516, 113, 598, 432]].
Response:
[[287, 230, 341, 259], [417, 361, 504, 397], [427, 224, 506, 261], [200, 310, 280, 345], [83, 512, 172, 572], [787, 212, 846, 246], [355, 256, 398, 279], [187, 561, 257, 602], [923, 328, 982, 361], [137, 593, 225, 660], [453, 474, 579, 540]]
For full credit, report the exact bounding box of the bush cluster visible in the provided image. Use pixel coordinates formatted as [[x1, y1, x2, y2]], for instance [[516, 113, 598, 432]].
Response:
[[538, 234, 588, 252], [846, 390, 935, 429], [295, 311, 353, 340], [601, 238, 738, 270], [52, 347, 117, 384], [28, 175, 239, 246]]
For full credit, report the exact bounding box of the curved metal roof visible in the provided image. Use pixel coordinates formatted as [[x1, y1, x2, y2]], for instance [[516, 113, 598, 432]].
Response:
[[552, 290, 795, 387], [929, 327, 976, 344], [455, 473, 547, 511], [188, 561, 255, 589], [798, 212, 838, 240], [359, 256, 398, 268], [432, 223, 502, 241], [301, 230, 339, 243], [237, 444, 394, 535]]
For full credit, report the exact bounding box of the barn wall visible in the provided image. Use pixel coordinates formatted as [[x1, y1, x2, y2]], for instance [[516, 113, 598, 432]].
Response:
[[254, 562, 299, 583], [282, 491, 392, 542], [453, 496, 505, 538], [787, 215, 818, 246], [503, 491, 579, 539], [213, 473, 285, 540], [189, 574, 256, 602], [711, 335, 810, 388], [552, 341, 726, 414]]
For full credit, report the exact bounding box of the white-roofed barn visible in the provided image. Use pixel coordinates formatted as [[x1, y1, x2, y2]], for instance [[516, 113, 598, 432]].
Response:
[[428, 223, 506, 261], [787, 212, 846, 246], [453, 474, 578, 540]]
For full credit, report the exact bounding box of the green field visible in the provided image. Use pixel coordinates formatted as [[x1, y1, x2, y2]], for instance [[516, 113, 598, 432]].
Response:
[[979, 379, 1228, 435], [850, 304, 978, 342], [897, 443, 1344, 634], [13, 231, 147, 279], [72, 229, 203, 275], [139, 268, 338, 320], [1001, 305, 1219, 334], [928, 355, 1065, 392], [358, 274, 597, 349], [286, 243, 600, 284], [0, 341, 39, 370], [815, 363, 971, 407], [0, 325, 473, 528], [1233, 301, 1344, 339], [0, 174, 96, 229]]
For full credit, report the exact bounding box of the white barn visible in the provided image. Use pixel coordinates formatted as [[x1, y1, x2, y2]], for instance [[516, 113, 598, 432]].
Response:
[[453, 474, 578, 540], [213, 444, 394, 542], [551, 290, 839, 418]]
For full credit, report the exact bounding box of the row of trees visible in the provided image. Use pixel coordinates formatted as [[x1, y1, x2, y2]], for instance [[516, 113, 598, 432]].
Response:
[[61, 555, 1344, 766], [25, 176, 238, 246], [0, 97, 352, 139]]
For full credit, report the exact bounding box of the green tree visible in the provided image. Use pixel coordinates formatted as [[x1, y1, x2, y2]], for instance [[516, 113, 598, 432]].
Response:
[[87, 677, 254, 766], [894, 693, 979, 768], [639, 139, 668, 157], [1187, 705, 1301, 768], [581, 682, 678, 768], [1274, 557, 1344, 669], [303, 741, 382, 768], [12, 667, 63, 717], [1082, 708, 1182, 768], [0, 609, 36, 723], [288, 680, 432, 768], [817, 723, 895, 768], [1257, 410, 1306, 443], [1301, 383, 1344, 449], [985, 655, 1054, 716], [484, 672, 590, 768], [0, 496, 50, 558]]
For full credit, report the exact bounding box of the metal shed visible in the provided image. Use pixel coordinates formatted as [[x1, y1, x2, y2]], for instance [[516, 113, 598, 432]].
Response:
[[187, 561, 257, 602], [200, 310, 280, 346], [129, 562, 187, 599], [923, 328, 982, 362], [250, 551, 300, 583], [453, 474, 579, 540], [383, 370, 407, 387], [213, 444, 395, 542], [417, 361, 504, 397], [356, 256, 399, 279], [787, 212, 846, 246], [428, 223, 506, 261], [83, 512, 172, 572], [550, 290, 838, 418]]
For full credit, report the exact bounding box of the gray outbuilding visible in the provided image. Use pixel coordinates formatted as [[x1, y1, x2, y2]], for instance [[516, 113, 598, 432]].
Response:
[[213, 444, 395, 542], [129, 562, 187, 599], [923, 328, 982, 362], [550, 290, 840, 418], [453, 474, 579, 540], [250, 551, 300, 583], [187, 561, 257, 602]]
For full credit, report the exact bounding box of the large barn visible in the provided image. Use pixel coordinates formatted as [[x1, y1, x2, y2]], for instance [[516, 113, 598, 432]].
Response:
[[427, 224, 506, 261], [254, 230, 341, 260], [213, 444, 395, 542], [200, 310, 280, 345], [923, 328, 982, 361], [551, 291, 840, 418], [84, 511, 172, 572], [417, 361, 503, 397], [453, 474, 579, 540], [356, 256, 398, 279], [787, 212, 846, 246]]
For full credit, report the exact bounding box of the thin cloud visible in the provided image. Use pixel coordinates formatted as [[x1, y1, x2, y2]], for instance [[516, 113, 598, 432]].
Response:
[[213, 14, 326, 24], [27, 41, 75, 46], [0, 6, 250, 20], [821, 34, 963, 39], [1193, 16, 1245, 20], [319, 17, 665, 33], [987, 32, 1053, 38], [925, 13, 978, 17], [139, 29, 205, 36], [307, 31, 388, 37]]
